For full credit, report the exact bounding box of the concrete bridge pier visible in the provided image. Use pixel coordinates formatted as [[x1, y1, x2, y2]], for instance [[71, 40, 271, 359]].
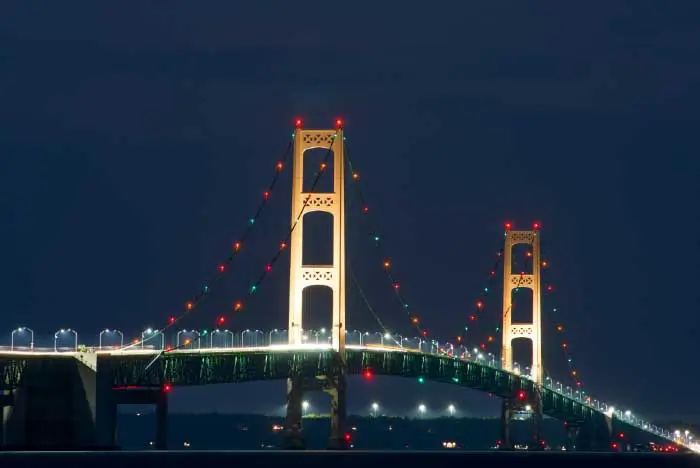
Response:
[[575, 413, 613, 451], [284, 374, 348, 450], [322, 374, 347, 450], [530, 390, 544, 451], [3, 357, 99, 449], [283, 377, 307, 449], [564, 422, 581, 451], [500, 394, 543, 451], [0, 390, 14, 446], [95, 388, 168, 449], [95, 359, 168, 449], [499, 398, 514, 450]]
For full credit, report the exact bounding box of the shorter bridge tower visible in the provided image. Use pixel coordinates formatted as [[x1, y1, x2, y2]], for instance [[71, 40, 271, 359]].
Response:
[[499, 225, 543, 450], [285, 119, 347, 450]]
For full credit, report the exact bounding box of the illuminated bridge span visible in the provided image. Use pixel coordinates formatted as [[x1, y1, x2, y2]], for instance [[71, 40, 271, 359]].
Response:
[[0, 333, 690, 451], [0, 119, 695, 452]]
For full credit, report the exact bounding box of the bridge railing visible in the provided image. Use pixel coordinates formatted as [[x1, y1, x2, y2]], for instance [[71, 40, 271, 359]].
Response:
[[0, 329, 685, 446]]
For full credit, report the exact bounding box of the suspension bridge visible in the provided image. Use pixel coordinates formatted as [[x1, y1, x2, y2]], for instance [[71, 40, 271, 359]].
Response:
[[0, 119, 695, 452]]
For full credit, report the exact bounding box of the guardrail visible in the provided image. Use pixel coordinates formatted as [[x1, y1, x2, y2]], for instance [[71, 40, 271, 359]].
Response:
[[0, 329, 691, 448]]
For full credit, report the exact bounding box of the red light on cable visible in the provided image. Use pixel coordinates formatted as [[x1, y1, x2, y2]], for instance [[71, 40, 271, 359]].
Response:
[[294, 118, 303, 128], [217, 316, 226, 325], [363, 369, 373, 379], [517, 390, 526, 400], [335, 118, 344, 129], [344, 433, 352, 442], [163, 383, 172, 393]]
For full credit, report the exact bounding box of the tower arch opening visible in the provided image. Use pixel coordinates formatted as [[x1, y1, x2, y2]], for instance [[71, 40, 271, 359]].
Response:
[[302, 211, 334, 266], [510, 287, 534, 324], [301, 285, 334, 341], [303, 148, 335, 193]]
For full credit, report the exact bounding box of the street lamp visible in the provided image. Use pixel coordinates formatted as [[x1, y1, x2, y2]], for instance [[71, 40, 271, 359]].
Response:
[[211, 329, 234, 348], [241, 329, 264, 347], [11, 327, 34, 351], [141, 328, 165, 350], [302, 400, 310, 416], [346, 330, 363, 346], [371, 402, 379, 417], [417, 403, 427, 417], [447, 404, 456, 417], [177, 329, 201, 349], [54, 328, 78, 352], [99, 329, 124, 349]]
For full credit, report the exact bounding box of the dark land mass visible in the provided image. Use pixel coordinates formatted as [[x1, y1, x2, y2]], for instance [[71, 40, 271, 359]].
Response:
[[117, 412, 571, 450]]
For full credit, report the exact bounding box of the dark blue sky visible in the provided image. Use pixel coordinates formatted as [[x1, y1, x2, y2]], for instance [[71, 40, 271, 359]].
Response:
[[1, 2, 698, 421]]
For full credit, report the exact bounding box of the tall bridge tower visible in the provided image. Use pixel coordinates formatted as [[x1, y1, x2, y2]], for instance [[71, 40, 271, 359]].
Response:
[[501, 227, 542, 384], [500, 225, 543, 449], [285, 119, 347, 449]]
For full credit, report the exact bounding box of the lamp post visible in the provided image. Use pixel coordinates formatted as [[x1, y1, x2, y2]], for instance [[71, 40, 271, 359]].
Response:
[[241, 329, 263, 347], [371, 402, 379, 417], [99, 329, 124, 349], [176, 329, 201, 349], [141, 328, 165, 350], [211, 329, 235, 348], [346, 329, 363, 346], [11, 326, 34, 351], [54, 328, 78, 352], [447, 404, 456, 417], [417, 403, 427, 418]]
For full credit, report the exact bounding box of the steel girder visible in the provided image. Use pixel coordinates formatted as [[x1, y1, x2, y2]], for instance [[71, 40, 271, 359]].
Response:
[[101, 349, 600, 427]]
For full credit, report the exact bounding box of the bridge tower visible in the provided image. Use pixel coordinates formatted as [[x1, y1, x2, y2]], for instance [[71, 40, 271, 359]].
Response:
[[501, 227, 542, 384], [285, 119, 347, 450], [500, 226, 543, 449]]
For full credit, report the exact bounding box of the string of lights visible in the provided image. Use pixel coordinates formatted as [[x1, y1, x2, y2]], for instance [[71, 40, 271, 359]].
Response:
[[160, 122, 341, 354], [475, 224, 532, 354], [344, 145, 427, 338], [460, 245, 505, 349], [122, 140, 294, 350], [474, 223, 584, 390], [542, 259, 584, 390]]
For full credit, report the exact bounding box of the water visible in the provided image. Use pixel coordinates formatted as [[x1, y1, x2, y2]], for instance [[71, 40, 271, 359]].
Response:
[[0, 451, 697, 468]]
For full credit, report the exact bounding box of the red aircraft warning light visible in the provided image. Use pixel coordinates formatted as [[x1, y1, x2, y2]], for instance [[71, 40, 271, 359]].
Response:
[[533, 222, 541, 231], [504, 222, 513, 231], [294, 118, 303, 129], [335, 118, 344, 129]]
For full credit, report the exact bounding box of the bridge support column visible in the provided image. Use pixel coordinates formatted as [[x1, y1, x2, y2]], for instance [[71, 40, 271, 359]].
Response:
[[95, 355, 117, 448], [564, 423, 580, 451], [155, 391, 168, 450], [576, 414, 612, 451], [4, 357, 98, 449], [499, 398, 513, 450], [284, 374, 348, 450], [0, 390, 13, 447], [323, 375, 347, 450], [530, 388, 544, 450], [284, 378, 306, 450]]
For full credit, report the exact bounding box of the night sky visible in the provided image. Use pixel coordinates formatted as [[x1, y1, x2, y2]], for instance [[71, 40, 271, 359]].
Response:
[[1, 2, 698, 421]]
